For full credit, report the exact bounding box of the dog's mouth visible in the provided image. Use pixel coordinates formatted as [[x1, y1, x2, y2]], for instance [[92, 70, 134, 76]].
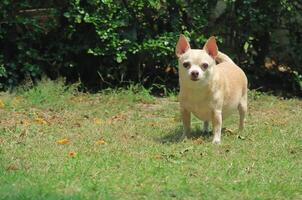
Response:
[[190, 77, 199, 81]]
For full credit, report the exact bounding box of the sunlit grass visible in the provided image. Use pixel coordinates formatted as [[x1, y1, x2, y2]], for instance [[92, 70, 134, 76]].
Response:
[[0, 80, 301, 199]]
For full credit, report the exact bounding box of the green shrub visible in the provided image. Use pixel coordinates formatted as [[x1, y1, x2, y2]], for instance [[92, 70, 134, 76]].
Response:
[[0, 0, 301, 96]]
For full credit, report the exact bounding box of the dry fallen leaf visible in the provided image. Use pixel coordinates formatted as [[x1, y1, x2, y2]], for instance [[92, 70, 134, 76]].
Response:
[[222, 128, 235, 135], [20, 120, 31, 127], [95, 139, 106, 145], [94, 118, 102, 125], [193, 138, 204, 144], [107, 114, 127, 124], [56, 138, 70, 145], [68, 151, 77, 158], [0, 100, 5, 108], [35, 117, 48, 125], [6, 163, 18, 171]]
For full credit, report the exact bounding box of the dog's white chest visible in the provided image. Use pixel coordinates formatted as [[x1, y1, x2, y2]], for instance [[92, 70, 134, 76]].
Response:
[[179, 87, 213, 121]]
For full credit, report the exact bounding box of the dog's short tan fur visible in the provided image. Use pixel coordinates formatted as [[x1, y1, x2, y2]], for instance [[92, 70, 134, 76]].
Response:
[[176, 35, 248, 144]]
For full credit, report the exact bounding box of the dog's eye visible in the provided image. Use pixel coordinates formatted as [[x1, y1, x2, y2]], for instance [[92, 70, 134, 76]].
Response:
[[201, 63, 209, 70], [183, 62, 190, 68]]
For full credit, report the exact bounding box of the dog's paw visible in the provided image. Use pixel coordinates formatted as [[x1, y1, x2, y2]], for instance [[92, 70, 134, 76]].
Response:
[[212, 139, 221, 145]]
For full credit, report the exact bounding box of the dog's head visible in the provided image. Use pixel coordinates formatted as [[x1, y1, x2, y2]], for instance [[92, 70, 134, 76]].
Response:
[[176, 35, 218, 82]]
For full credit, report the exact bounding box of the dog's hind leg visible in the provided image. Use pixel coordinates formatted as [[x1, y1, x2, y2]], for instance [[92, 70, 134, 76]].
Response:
[[202, 121, 209, 134]]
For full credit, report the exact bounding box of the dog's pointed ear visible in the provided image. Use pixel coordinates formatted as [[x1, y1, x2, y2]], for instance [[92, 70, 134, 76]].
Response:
[[203, 36, 218, 58], [176, 34, 190, 57]]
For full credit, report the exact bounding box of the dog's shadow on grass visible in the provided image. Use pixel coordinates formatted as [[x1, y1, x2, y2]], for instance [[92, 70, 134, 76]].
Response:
[[157, 127, 213, 143]]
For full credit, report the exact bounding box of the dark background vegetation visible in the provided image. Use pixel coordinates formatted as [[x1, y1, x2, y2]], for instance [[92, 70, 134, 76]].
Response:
[[0, 0, 301, 96]]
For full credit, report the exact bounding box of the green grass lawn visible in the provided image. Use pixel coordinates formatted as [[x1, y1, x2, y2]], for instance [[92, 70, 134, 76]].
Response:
[[0, 80, 301, 200]]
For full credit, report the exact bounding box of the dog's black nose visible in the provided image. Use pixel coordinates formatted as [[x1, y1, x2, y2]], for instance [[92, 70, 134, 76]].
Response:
[[191, 71, 199, 78]]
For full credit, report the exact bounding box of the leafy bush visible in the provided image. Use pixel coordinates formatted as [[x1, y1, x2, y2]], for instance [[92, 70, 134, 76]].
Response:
[[0, 0, 301, 96]]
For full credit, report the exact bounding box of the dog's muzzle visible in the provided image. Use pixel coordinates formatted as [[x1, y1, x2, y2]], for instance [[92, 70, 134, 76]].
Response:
[[190, 71, 199, 81]]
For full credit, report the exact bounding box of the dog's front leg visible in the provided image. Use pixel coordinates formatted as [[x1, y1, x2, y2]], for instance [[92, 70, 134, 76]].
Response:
[[181, 108, 191, 140], [212, 110, 222, 144]]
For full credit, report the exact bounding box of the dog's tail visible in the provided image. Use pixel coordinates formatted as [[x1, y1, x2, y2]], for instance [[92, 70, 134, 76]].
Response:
[[216, 51, 235, 64]]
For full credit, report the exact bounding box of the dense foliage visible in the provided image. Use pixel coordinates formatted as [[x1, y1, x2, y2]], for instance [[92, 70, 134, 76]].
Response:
[[0, 0, 301, 95]]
